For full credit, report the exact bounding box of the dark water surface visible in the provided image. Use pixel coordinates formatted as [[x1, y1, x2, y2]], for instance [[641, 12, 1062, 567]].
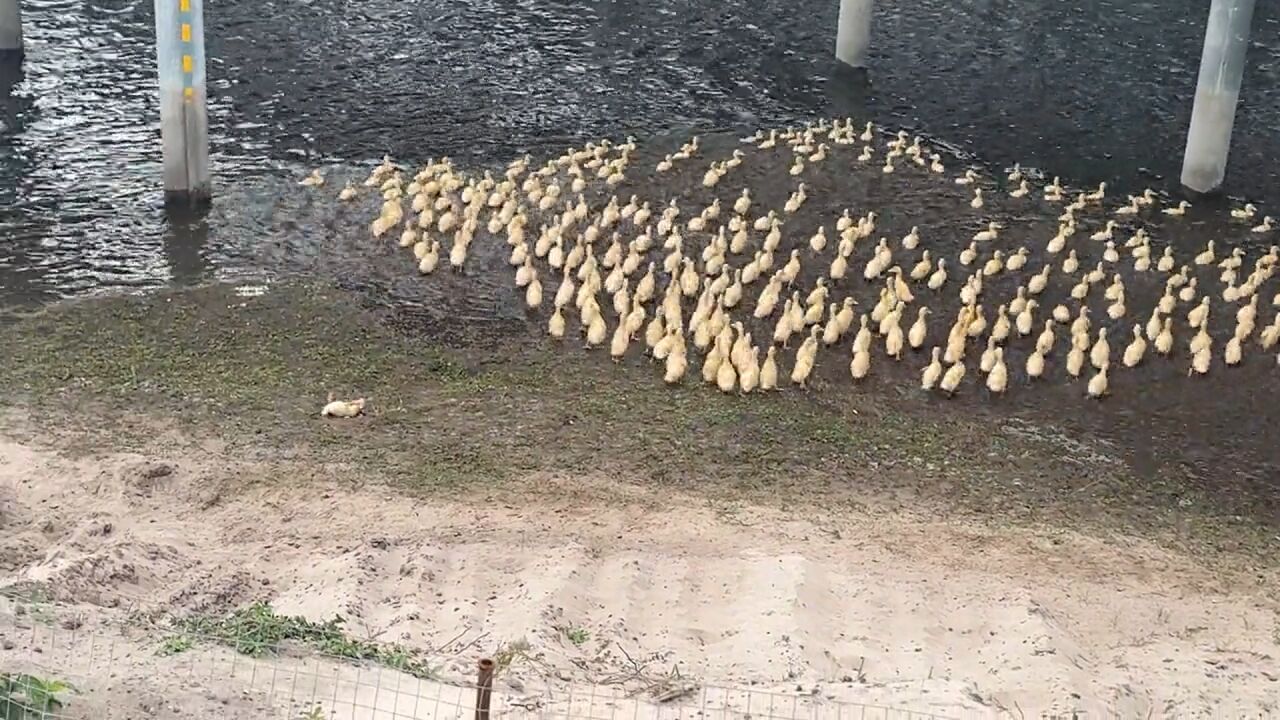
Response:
[[1, 0, 1278, 302]]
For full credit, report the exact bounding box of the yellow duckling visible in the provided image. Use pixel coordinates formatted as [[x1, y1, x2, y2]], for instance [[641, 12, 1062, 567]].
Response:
[[1089, 327, 1110, 369], [663, 343, 687, 384], [418, 240, 441, 274], [986, 348, 1008, 394], [982, 250, 1006, 278], [300, 168, 325, 187], [791, 326, 821, 387], [1062, 249, 1080, 275], [850, 347, 871, 380], [1122, 324, 1147, 367], [908, 307, 930, 349], [940, 360, 966, 395], [960, 242, 979, 267], [1010, 180, 1030, 198], [1230, 203, 1257, 220], [1194, 241, 1216, 266], [1163, 200, 1191, 217], [338, 183, 358, 201], [1224, 335, 1243, 366], [1155, 318, 1174, 355], [1086, 363, 1110, 399], [1188, 296, 1211, 329], [970, 188, 984, 209], [927, 259, 948, 290], [1090, 220, 1117, 242], [1251, 216, 1275, 233], [921, 347, 944, 389], [1189, 346, 1211, 376], [973, 221, 1002, 243], [901, 225, 922, 250], [320, 396, 365, 418]]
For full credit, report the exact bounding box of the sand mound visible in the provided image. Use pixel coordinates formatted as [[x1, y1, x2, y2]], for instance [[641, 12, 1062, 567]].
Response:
[[0, 433, 1277, 718]]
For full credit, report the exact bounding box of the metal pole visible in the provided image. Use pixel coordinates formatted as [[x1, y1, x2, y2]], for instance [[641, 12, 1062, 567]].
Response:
[[474, 658, 495, 720], [154, 0, 211, 205], [835, 0, 873, 69], [0, 0, 22, 62], [1180, 0, 1255, 194]]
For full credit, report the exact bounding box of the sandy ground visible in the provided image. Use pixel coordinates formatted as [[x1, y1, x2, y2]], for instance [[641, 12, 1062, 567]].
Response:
[[1, 419, 1276, 719]]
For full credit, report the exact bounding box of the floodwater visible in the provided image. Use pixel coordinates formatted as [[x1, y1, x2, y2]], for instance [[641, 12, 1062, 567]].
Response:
[[1, 0, 1278, 302], [1, 1, 1279, 532]]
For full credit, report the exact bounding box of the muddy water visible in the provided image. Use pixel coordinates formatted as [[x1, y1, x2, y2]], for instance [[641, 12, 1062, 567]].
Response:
[[1, 0, 1279, 302], [1, 1, 1278, 526]]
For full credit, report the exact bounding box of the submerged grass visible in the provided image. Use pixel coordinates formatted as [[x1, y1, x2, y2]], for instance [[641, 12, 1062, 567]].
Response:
[[0, 280, 1274, 564]]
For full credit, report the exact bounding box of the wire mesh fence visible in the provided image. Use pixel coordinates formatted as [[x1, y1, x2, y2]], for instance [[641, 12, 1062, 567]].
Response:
[[0, 589, 966, 720]]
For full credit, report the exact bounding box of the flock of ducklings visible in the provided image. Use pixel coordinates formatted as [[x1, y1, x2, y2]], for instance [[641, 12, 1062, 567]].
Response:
[[301, 118, 1280, 400]]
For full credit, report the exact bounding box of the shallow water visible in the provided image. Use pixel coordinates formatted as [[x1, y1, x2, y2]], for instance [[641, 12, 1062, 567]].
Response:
[[1, 0, 1279, 303]]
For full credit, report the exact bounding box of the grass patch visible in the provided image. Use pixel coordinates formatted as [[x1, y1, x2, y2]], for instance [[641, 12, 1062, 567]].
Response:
[[170, 602, 436, 679], [0, 674, 74, 719], [0, 280, 1275, 566]]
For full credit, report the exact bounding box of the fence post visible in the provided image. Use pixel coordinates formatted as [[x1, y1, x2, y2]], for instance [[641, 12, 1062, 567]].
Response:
[[0, 0, 21, 63], [1180, 0, 1255, 194], [835, 0, 874, 69], [474, 658, 495, 720], [154, 0, 211, 205]]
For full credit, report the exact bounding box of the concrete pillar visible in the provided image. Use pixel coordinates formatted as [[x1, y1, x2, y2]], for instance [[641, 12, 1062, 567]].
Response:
[[0, 0, 22, 62], [155, 0, 211, 205], [835, 0, 873, 69], [1180, 0, 1255, 194]]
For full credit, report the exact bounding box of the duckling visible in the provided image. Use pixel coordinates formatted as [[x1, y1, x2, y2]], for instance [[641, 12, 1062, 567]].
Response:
[[525, 273, 543, 308], [982, 250, 1006, 278], [1152, 317, 1173, 355], [1086, 363, 1110, 399], [940, 360, 966, 396], [857, 145, 874, 163], [1005, 248, 1030, 273], [849, 347, 872, 380], [1063, 343, 1084, 378], [1231, 203, 1257, 220], [418, 240, 441, 274], [1010, 180, 1030, 198], [1015, 299, 1038, 336], [1188, 296, 1211, 329], [1224, 335, 1243, 366], [1062, 249, 1080, 275], [1252, 216, 1275, 233], [1089, 327, 1110, 369], [1189, 346, 1211, 376], [986, 349, 1009, 394], [320, 395, 365, 418], [1163, 200, 1191, 217], [1194, 241, 1216, 266], [891, 267, 915, 303], [910, 251, 934, 281], [973, 222, 1002, 243], [955, 169, 978, 186], [970, 188, 985, 209], [790, 326, 821, 387], [929, 154, 945, 173], [921, 347, 944, 390], [960, 242, 979, 267], [809, 226, 829, 254], [1046, 226, 1069, 255], [301, 168, 325, 187], [902, 226, 921, 250], [1102, 241, 1120, 264], [1032, 319, 1055, 355], [927, 259, 948, 290], [907, 307, 930, 349], [1178, 276, 1199, 303], [663, 343, 687, 384], [1090, 220, 1117, 242], [1026, 264, 1051, 296]]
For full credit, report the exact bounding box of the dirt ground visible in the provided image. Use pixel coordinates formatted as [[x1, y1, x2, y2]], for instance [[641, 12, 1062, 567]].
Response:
[[0, 281, 1277, 718]]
